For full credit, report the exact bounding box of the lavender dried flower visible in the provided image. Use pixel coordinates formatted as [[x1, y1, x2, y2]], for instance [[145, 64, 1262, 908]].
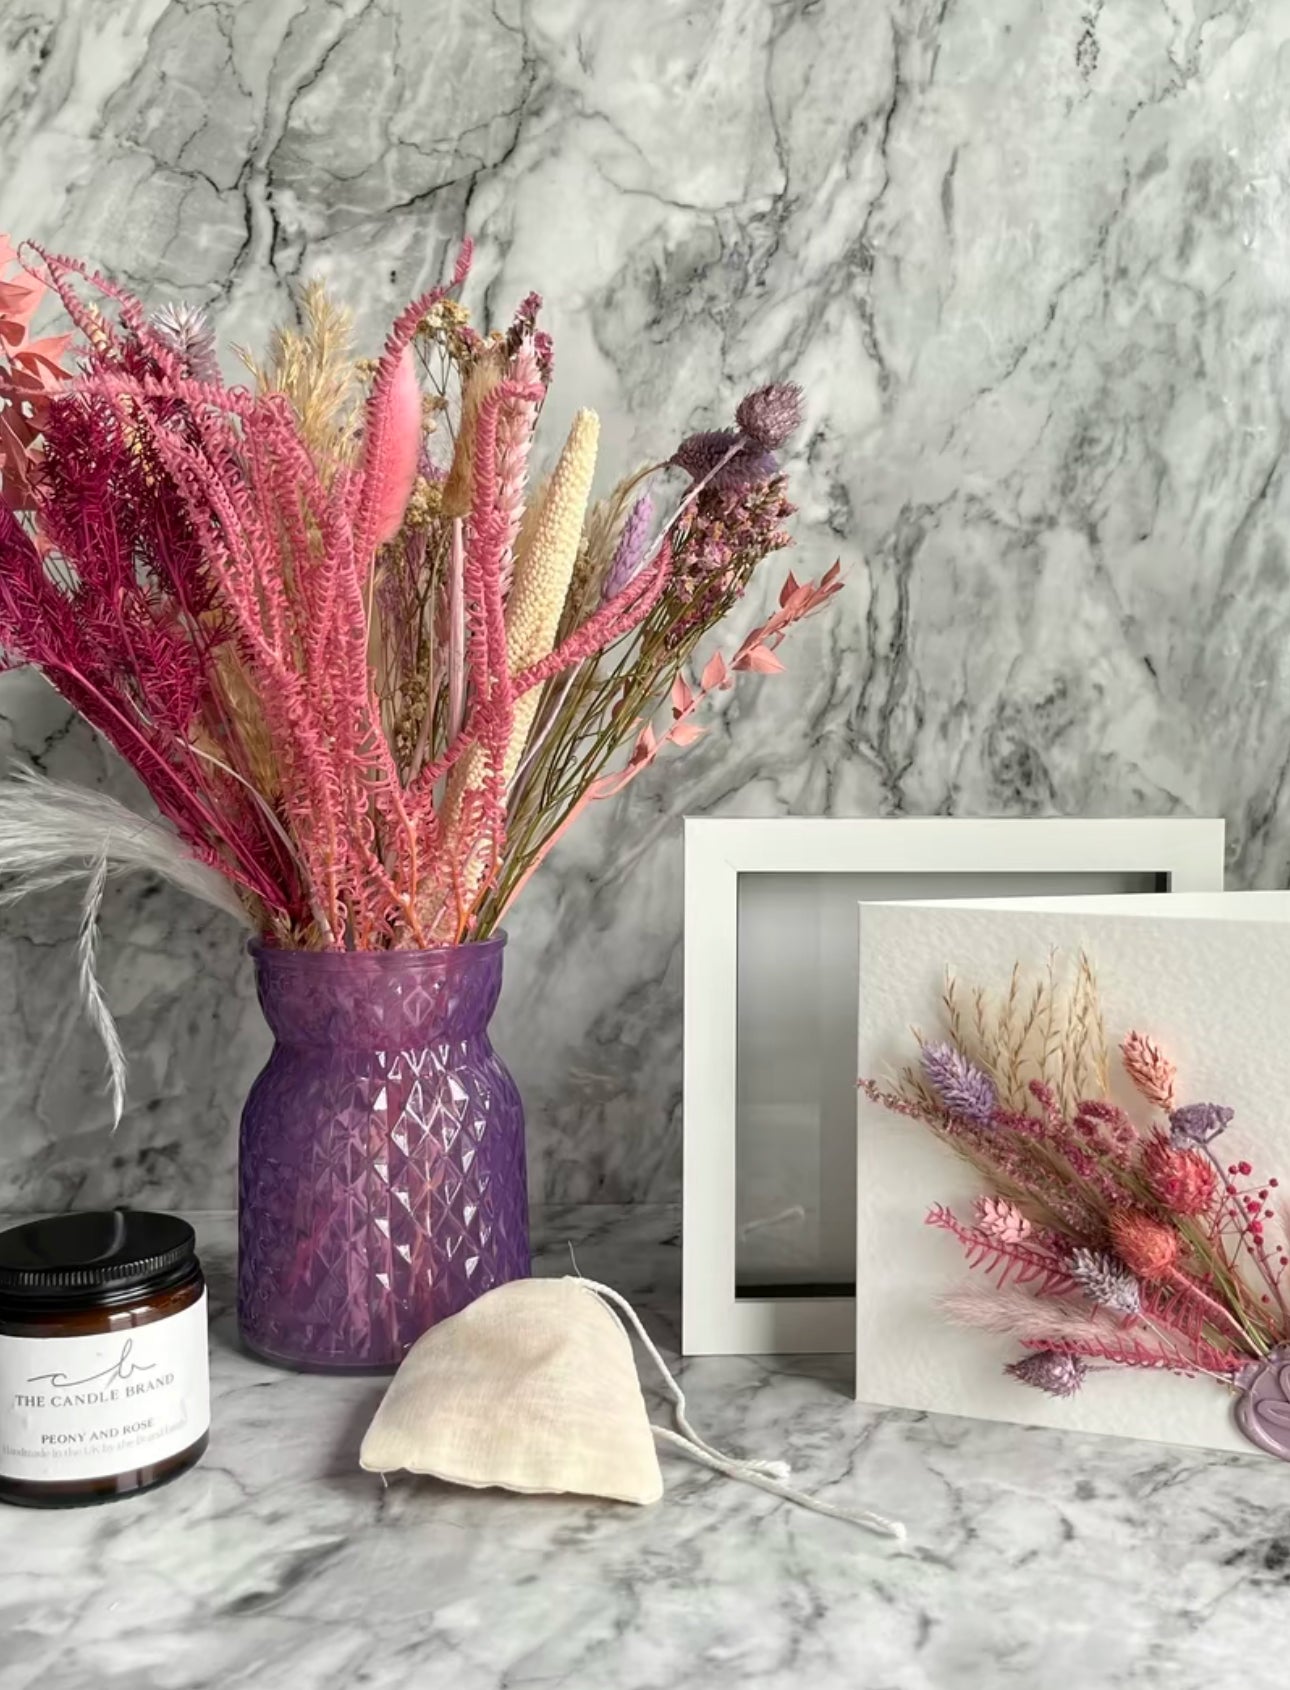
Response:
[[1069, 1248, 1142, 1315], [1169, 1103, 1234, 1148], [664, 475, 795, 646], [1005, 1350, 1087, 1398], [602, 494, 654, 601], [149, 302, 220, 381], [921, 1042, 998, 1126], [735, 382, 803, 450], [670, 429, 777, 492]]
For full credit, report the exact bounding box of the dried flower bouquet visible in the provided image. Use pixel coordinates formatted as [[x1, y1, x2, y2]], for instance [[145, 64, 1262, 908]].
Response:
[[0, 240, 839, 1099], [861, 953, 1290, 1456]]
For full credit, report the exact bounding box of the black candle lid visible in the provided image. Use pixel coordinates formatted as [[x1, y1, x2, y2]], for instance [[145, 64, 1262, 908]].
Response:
[[0, 1211, 198, 1305]]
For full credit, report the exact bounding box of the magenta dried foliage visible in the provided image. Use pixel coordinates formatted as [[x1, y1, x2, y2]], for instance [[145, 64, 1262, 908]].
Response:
[[0, 234, 837, 953], [1026, 1329, 1244, 1379], [925, 1205, 1079, 1299]]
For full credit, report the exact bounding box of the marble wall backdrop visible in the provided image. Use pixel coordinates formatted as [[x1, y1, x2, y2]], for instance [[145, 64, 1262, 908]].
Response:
[[0, 0, 1285, 1210]]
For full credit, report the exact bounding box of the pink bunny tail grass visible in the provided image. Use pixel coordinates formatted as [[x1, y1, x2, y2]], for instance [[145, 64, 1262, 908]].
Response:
[[942, 1285, 1245, 1378], [365, 348, 422, 546], [939, 1285, 1122, 1347], [351, 241, 473, 563]]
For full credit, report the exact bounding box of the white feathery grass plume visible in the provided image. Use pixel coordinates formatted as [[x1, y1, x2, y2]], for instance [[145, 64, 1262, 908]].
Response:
[[78, 846, 125, 1127], [938, 1284, 1114, 1347], [0, 769, 254, 1127], [938, 1282, 1234, 1375], [0, 770, 253, 925]]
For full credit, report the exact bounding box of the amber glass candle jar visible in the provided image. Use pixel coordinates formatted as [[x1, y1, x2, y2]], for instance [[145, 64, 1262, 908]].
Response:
[[0, 1211, 210, 1507]]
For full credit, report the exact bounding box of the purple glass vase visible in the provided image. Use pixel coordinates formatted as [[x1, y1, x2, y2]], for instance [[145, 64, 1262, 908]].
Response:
[[237, 935, 530, 1370]]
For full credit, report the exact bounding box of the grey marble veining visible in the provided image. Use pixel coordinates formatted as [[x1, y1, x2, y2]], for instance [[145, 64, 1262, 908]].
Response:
[[3, 1206, 1289, 1690], [2, 1, 1290, 1207]]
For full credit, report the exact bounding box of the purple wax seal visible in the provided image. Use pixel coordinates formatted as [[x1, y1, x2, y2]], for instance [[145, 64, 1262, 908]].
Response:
[[1235, 1350, 1290, 1460]]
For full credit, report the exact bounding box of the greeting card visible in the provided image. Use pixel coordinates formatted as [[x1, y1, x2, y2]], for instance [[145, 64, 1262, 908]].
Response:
[[855, 893, 1290, 1457]]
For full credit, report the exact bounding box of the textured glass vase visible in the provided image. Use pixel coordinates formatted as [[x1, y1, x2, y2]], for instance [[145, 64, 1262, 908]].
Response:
[[237, 936, 530, 1370]]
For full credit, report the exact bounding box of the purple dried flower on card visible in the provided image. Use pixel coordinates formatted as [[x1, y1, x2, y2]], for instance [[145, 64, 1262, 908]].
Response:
[[1069, 1248, 1142, 1315], [670, 429, 778, 491], [602, 494, 654, 601], [735, 382, 803, 450], [921, 1043, 998, 1126], [1005, 1350, 1087, 1398], [1169, 1103, 1234, 1148]]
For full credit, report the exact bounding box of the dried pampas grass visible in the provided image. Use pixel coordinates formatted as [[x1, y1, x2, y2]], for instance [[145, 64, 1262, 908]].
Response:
[[0, 770, 253, 1124], [242, 280, 358, 466], [0, 771, 254, 922], [943, 949, 1109, 1114], [77, 847, 124, 1126]]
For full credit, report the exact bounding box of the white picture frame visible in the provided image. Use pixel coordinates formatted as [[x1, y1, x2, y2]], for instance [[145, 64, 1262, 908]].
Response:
[[682, 816, 1226, 1357]]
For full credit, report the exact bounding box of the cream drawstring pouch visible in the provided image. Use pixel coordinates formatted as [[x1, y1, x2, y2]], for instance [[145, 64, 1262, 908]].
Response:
[[360, 1275, 905, 1539], [360, 1277, 663, 1504]]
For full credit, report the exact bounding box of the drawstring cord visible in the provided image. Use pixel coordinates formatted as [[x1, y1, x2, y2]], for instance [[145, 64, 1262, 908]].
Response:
[[576, 1277, 906, 1542]]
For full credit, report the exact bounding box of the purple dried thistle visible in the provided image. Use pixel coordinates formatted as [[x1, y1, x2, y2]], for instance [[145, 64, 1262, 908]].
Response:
[[1069, 1248, 1142, 1315], [1005, 1350, 1087, 1398], [1169, 1103, 1234, 1148], [920, 1042, 998, 1126], [670, 429, 778, 491], [735, 382, 803, 450], [602, 494, 654, 601]]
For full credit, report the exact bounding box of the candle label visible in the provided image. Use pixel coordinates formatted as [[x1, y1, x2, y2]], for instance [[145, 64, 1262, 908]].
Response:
[[0, 1293, 210, 1482]]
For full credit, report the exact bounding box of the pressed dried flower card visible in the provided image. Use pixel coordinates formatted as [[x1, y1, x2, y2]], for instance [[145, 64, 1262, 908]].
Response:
[[854, 892, 1290, 1456]]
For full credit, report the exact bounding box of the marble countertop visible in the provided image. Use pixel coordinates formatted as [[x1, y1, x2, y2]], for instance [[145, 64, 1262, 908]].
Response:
[[3, 1205, 1289, 1690]]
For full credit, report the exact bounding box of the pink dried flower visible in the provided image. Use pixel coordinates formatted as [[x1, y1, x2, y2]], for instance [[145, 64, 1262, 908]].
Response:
[[666, 475, 797, 645], [1027, 1077, 1063, 1128], [365, 346, 422, 545], [1121, 1031, 1177, 1112], [1005, 1350, 1087, 1398], [974, 1195, 1031, 1244], [1075, 1098, 1134, 1135], [1109, 1209, 1179, 1282], [735, 382, 803, 450], [1141, 1131, 1217, 1217]]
